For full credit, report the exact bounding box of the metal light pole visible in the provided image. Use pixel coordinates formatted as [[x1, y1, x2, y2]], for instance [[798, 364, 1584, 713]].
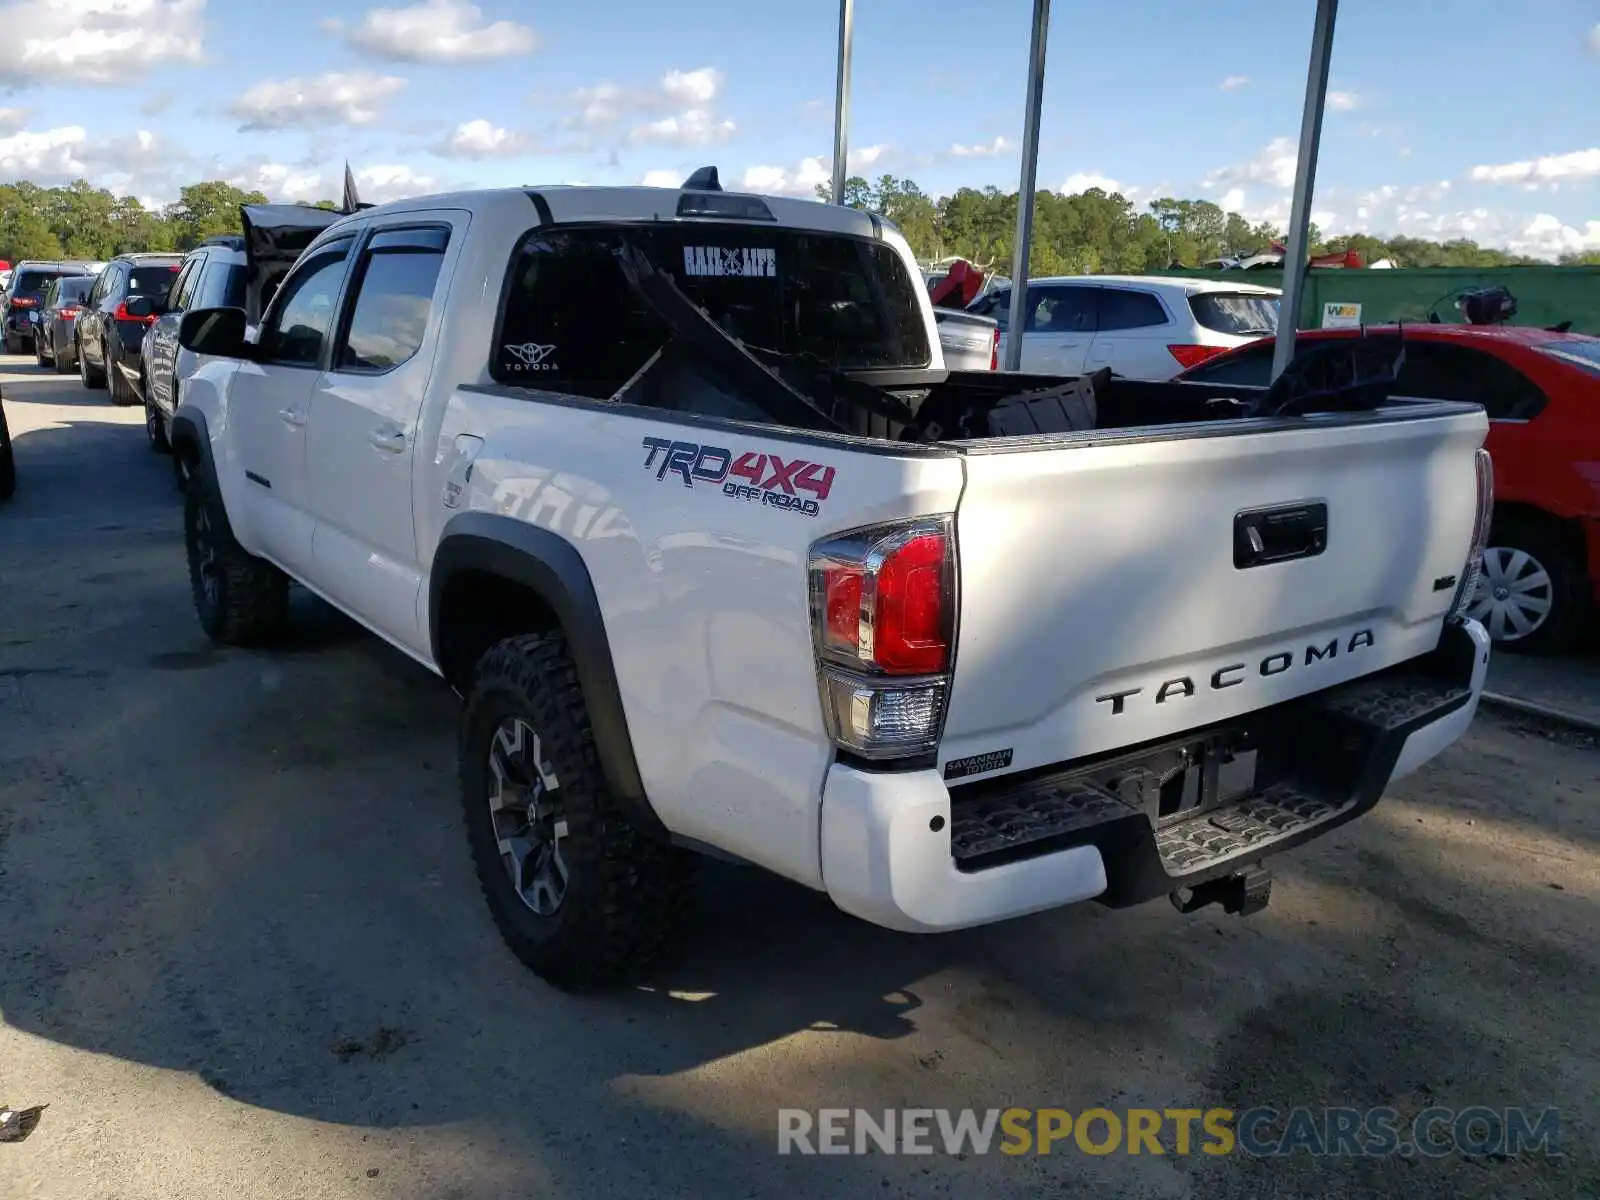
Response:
[[1003, 0, 1050, 371], [830, 0, 856, 206], [1272, 0, 1339, 381]]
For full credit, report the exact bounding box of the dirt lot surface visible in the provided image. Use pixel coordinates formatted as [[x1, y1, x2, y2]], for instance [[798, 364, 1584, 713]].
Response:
[[2, 355, 1597, 1199]]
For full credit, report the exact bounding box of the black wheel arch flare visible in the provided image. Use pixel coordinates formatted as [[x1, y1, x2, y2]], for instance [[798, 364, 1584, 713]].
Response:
[[430, 511, 668, 842]]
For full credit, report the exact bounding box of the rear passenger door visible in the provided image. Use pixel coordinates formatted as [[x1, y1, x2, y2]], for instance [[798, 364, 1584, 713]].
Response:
[[1019, 285, 1097, 374], [305, 216, 462, 655], [1087, 287, 1174, 379]]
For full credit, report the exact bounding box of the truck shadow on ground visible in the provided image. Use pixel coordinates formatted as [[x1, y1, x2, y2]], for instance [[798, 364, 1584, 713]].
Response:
[[3, 392, 1595, 1198]]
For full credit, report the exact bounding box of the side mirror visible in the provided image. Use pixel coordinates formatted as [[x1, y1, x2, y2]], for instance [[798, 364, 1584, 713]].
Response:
[[179, 307, 251, 358], [124, 295, 156, 319]]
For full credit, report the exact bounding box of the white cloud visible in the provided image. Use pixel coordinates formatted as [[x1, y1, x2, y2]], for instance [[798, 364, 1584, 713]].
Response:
[[949, 136, 1008, 157], [1204, 136, 1299, 191], [1588, 24, 1599, 54], [229, 72, 407, 131], [326, 0, 536, 62], [1468, 147, 1600, 189], [0, 107, 30, 134], [1327, 91, 1363, 111], [229, 161, 442, 205], [1060, 171, 1121, 195], [354, 164, 441, 203], [573, 67, 725, 128], [740, 157, 829, 198], [0, 0, 204, 86], [0, 125, 88, 179], [432, 118, 526, 158], [1220, 75, 1249, 91], [629, 110, 735, 147], [1219, 187, 1246, 212], [660, 68, 720, 106], [640, 169, 682, 188], [852, 144, 887, 168]]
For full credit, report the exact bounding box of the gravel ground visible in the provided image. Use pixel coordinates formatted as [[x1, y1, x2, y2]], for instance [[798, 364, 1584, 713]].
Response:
[[2, 356, 1597, 1200]]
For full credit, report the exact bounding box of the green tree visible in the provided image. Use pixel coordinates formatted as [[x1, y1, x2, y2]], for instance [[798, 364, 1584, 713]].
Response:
[[0, 186, 64, 261], [164, 181, 269, 249]]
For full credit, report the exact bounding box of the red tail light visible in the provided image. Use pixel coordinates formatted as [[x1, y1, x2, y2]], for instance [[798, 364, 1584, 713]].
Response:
[[1167, 343, 1229, 370], [59, 306, 81, 319], [990, 327, 1000, 371], [11, 296, 37, 309], [810, 518, 956, 759], [114, 301, 156, 325]]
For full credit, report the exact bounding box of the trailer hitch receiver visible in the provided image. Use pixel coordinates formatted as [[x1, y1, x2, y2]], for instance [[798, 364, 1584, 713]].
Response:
[[1171, 866, 1273, 917]]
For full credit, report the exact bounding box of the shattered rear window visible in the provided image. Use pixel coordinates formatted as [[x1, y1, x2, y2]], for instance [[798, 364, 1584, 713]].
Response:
[[492, 225, 931, 397]]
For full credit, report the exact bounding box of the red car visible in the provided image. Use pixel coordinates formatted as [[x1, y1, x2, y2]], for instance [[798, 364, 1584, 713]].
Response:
[[1177, 325, 1600, 654]]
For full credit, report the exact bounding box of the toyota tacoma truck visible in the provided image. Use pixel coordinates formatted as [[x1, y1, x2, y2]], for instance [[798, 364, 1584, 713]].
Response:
[[168, 169, 1493, 989]]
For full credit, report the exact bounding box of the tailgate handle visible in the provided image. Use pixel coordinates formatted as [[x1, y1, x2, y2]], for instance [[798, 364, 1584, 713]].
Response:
[[1234, 501, 1328, 569]]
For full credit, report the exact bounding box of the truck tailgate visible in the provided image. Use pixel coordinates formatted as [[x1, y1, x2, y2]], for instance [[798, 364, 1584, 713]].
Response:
[[939, 406, 1489, 777]]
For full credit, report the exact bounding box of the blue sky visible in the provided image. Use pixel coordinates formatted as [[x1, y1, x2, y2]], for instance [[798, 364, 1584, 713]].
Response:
[[1, 0, 1596, 257]]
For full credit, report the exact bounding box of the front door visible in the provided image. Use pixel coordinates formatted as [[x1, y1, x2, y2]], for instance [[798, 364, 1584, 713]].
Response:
[[305, 219, 459, 656], [229, 235, 357, 576]]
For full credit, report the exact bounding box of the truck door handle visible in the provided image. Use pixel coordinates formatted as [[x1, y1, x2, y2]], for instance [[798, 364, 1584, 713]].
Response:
[[278, 406, 306, 428], [368, 426, 407, 454], [1234, 501, 1328, 569]]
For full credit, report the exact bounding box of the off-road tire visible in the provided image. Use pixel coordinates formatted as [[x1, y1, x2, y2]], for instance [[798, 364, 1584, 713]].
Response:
[[461, 633, 695, 990], [183, 475, 289, 644], [0, 402, 15, 503], [78, 337, 105, 389]]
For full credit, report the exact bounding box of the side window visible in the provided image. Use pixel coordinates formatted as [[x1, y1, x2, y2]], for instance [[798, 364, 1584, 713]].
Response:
[[42, 279, 59, 308], [260, 238, 354, 368], [336, 226, 450, 372], [1027, 286, 1097, 334], [1179, 341, 1275, 385], [168, 258, 200, 311], [197, 260, 248, 310], [1396, 343, 1547, 420], [1097, 288, 1168, 331], [980, 291, 1010, 332]]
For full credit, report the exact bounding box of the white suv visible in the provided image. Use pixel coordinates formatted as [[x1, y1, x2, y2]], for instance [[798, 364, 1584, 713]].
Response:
[[966, 275, 1281, 380]]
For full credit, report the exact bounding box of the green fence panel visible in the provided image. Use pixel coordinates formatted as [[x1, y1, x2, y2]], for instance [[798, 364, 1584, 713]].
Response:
[[1158, 267, 1600, 336]]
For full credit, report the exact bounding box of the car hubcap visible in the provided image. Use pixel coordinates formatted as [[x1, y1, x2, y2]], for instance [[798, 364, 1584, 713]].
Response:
[[487, 717, 567, 916], [1467, 546, 1553, 642], [192, 502, 220, 608]]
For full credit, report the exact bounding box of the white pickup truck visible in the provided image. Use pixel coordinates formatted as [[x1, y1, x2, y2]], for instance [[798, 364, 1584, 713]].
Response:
[[169, 170, 1493, 989]]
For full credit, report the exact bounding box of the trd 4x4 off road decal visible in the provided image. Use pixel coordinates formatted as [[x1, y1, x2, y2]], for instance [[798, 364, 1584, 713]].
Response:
[[641, 436, 835, 516]]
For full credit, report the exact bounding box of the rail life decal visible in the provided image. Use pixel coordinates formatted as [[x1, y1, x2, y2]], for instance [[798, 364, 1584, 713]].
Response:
[[683, 246, 776, 278], [640, 437, 835, 516]]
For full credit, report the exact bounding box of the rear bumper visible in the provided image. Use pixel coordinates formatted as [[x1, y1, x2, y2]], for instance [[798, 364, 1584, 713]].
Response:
[[819, 619, 1489, 933]]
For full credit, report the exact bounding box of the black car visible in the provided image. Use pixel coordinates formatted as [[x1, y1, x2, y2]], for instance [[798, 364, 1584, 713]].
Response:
[[75, 253, 183, 405], [2, 261, 93, 355]]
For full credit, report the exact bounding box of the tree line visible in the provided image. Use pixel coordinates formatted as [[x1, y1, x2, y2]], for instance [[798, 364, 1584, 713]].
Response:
[[0, 180, 339, 265], [820, 175, 1600, 272], [3, 174, 1596, 270]]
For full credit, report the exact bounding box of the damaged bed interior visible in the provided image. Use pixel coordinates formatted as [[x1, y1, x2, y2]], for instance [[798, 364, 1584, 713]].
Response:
[[492, 214, 1424, 444]]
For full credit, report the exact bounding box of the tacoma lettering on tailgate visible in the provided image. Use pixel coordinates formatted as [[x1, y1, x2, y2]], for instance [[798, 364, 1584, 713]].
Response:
[[1095, 630, 1376, 715], [640, 436, 835, 517]]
